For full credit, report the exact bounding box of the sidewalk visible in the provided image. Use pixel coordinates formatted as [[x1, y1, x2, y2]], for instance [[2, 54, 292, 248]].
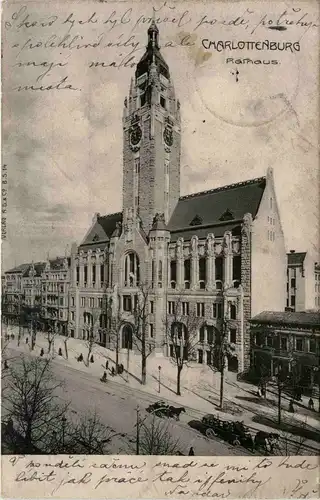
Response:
[[3, 327, 319, 450]]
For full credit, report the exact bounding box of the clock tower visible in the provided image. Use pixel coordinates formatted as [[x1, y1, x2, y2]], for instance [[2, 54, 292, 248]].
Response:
[[122, 21, 181, 234]]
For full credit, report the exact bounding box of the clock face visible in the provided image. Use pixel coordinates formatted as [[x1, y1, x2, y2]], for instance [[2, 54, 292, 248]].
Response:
[[130, 125, 142, 146], [163, 126, 173, 147]]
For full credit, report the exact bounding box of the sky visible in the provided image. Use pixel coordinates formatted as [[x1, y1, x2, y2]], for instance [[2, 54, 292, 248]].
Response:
[[2, 0, 319, 271]]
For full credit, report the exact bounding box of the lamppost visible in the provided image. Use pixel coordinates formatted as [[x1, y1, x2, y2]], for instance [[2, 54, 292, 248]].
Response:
[[62, 416, 67, 451], [158, 365, 161, 393], [136, 405, 140, 455]]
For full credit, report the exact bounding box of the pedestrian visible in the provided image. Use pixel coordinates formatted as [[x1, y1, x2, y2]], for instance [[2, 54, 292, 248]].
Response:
[[40, 348, 44, 357], [257, 386, 262, 398], [289, 400, 295, 413], [120, 363, 124, 374], [26, 337, 29, 344], [188, 446, 195, 456], [4, 360, 8, 370], [101, 371, 107, 382], [106, 360, 109, 370], [111, 366, 115, 376], [308, 398, 314, 411]]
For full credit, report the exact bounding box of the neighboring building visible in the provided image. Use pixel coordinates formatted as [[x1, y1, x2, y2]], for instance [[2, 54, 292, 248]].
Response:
[[40, 257, 71, 335], [286, 250, 320, 312], [250, 311, 320, 393], [2, 262, 46, 326], [69, 21, 287, 374]]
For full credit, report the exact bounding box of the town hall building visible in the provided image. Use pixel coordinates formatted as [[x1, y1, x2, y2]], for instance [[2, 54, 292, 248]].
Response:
[[68, 21, 287, 373]]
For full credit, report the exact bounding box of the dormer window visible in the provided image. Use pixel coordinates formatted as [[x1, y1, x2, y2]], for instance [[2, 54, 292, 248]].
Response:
[[219, 209, 234, 221], [92, 234, 99, 242], [160, 96, 166, 109], [190, 214, 203, 226]]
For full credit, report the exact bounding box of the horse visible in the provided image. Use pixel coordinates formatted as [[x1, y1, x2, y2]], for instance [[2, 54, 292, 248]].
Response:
[[168, 406, 186, 421], [254, 431, 280, 454]]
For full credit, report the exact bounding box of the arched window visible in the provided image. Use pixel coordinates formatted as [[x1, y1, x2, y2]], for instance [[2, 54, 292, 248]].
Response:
[[122, 324, 133, 350], [124, 252, 140, 287], [170, 322, 188, 360]]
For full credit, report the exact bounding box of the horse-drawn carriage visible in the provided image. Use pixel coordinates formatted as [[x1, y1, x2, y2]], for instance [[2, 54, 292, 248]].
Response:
[[201, 414, 280, 454], [146, 401, 186, 421]]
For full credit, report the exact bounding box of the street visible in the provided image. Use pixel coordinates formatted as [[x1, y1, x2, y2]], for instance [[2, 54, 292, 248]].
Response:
[[5, 346, 251, 456]]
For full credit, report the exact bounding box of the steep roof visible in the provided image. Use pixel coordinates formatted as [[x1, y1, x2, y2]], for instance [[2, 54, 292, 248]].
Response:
[[250, 311, 320, 328], [135, 21, 170, 80], [5, 262, 46, 277], [287, 251, 307, 266], [80, 212, 122, 248], [168, 177, 266, 241], [48, 257, 69, 270]]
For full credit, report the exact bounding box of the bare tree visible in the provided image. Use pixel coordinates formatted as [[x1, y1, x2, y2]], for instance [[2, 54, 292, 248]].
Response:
[[164, 297, 200, 396], [131, 283, 154, 385], [137, 413, 181, 455], [207, 318, 236, 409], [46, 324, 59, 354], [84, 308, 100, 366], [104, 295, 122, 373], [2, 357, 68, 453]]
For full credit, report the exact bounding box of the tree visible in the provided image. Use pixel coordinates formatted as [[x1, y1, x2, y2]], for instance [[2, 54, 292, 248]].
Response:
[[84, 308, 100, 366], [2, 357, 116, 454], [165, 297, 200, 396], [137, 413, 181, 455], [46, 324, 59, 354], [2, 357, 68, 453], [105, 295, 122, 373], [132, 283, 154, 385], [208, 318, 236, 409]]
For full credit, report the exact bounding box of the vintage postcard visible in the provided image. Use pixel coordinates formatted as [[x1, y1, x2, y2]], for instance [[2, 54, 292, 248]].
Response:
[[1, 0, 319, 498]]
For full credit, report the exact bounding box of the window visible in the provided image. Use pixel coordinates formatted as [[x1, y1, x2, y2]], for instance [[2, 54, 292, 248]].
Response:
[[89, 297, 94, 308], [182, 302, 189, 316], [213, 303, 222, 318], [168, 301, 175, 314], [170, 261, 177, 288], [230, 304, 237, 320], [71, 311, 75, 321], [199, 257, 206, 289], [134, 157, 140, 174], [280, 337, 288, 350], [206, 350, 212, 365], [124, 252, 140, 287], [158, 260, 163, 287], [198, 349, 203, 364], [295, 337, 304, 352], [76, 266, 80, 284], [199, 327, 204, 342], [60, 285, 64, 293], [184, 259, 191, 289], [71, 329, 75, 338], [151, 260, 156, 288], [59, 297, 64, 306], [140, 92, 146, 107], [266, 336, 273, 347], [232, 255, 241, 286], [81, 297, 85, 308], [92, 264, 96, 284], [150, 300, 154, 314], [196, 303, 205, 317], [160, 96, 166, 108], [291, 278, 296, 288], [291, 295, 296, 307], [98, 298, 102, 308], [309, 338, 316, 353], [149, 324, 154, 338], [230, 328, 237, 344], [71, 296, 75, 306], [100, 264, 105, 284], [123, 295, 132, 312], [84, 265, 88, 285], [215, 256, 223, 281]]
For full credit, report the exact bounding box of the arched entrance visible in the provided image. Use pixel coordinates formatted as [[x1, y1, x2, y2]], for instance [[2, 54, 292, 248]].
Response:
[[122, 324, 133, 350]]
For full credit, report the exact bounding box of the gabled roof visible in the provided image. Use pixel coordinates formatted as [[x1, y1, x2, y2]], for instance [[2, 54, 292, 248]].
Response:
[[168, 177, 266, 241], [80, 212, 122, 248], [48, 257, 69, 270], [287, 251, 307, 266], [5, 263, 30, 274], [250, 311, 320, 328]]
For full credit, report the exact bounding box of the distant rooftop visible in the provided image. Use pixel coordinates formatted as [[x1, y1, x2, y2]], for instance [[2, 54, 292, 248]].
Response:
[[250, 311, 320, 328], [287, 250, 307, 266]]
